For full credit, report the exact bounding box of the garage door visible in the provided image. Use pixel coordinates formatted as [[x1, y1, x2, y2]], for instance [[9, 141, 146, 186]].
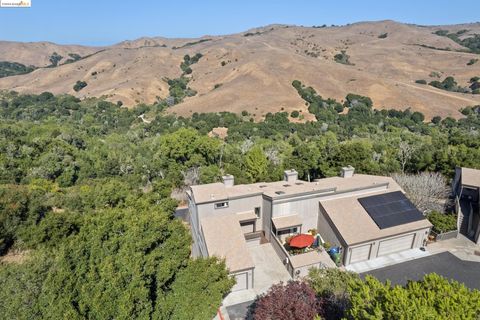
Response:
[[378, 234, 415, 257], [349, 244, 372, 264], [231, 272, 248, 292], [240, 221, 255, 234]]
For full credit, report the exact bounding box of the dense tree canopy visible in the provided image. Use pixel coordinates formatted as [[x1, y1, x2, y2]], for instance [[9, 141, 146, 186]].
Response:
[[0, 89, 480, 318]]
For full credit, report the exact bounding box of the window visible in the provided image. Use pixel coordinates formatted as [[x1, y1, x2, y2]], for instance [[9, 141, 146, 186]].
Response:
[[255, 207, 261, 219], [277, 227, 298, 236], [214, 202, 229, 209]]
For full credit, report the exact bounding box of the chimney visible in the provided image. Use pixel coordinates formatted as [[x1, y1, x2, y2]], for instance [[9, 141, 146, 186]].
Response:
[[340, 166, 355, 178], [284, 169, 298, 183], [222, 174, 234, 187]]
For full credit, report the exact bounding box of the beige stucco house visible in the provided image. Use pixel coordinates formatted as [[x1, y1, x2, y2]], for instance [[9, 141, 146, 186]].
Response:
[[187, 167, 432, 292]]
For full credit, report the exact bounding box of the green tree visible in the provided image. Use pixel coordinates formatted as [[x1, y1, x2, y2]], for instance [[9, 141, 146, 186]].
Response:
[[244, 146, 268, 182]]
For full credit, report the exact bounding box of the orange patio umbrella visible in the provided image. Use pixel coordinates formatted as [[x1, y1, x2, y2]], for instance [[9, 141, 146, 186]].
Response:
[[289, 234, 314, 248]]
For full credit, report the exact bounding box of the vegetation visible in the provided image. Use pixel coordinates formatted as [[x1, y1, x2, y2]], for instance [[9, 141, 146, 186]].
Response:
[[467, 58, 478, 66], [48, 52, 63, 67], [164, 53, 203, 104], [427, 211, 457, 233], [429, 76, 470, 93], [378, 33, 388, 39], [172, 38, 211, 49], [415, 79, 427, 84], [63, 53, 82, 64], [334, 50, 353, 65], [434, 29, 480, 54], [0, 61, 35, 78], [180, 53, 203, 75], [73, 80, 87, 92], [290, 110, 300, 118], [348, 274, 480, 319], [0, 88, 479, 317], [249, 270, 480, 319], [250, 281, 319, 320]]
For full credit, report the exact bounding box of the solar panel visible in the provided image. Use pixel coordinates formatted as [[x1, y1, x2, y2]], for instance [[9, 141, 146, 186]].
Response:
[[358, 191, 425, 229]]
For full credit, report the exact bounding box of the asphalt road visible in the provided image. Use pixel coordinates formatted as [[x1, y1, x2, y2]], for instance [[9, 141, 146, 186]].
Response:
[[362, 251, 480, 290]]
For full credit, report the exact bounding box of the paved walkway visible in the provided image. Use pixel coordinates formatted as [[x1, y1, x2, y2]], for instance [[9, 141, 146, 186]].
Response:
[[219, 243, 292, 319], [346, 248, 430, 273]]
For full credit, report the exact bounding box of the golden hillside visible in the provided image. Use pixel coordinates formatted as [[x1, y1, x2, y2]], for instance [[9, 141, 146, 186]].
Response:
[[1, 20, 480, 120]]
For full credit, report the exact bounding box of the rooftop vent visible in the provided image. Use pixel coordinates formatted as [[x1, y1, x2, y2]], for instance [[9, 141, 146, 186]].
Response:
[[295, 182, 303, 185], [340, 166, 355, 178], [283, 184, 291, 187], [275, 191, 285, 195], [284, 169, 298, 183], [222, 174, 234, 187]]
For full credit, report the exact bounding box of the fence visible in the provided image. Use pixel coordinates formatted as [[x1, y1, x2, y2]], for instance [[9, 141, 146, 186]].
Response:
[[431, 229, 458, 241]]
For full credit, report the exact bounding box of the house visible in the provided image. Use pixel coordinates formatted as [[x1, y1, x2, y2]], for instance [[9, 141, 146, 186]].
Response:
[[187, 167, 432, 292], [452, 167, 480, 243]]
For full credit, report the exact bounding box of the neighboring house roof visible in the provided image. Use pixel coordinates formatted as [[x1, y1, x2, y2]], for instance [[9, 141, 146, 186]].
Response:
[[320, 189, 432, 246], [190, 174, 398, 204], [272, 214, 302, 230], [201, 214, 254, 272], [461, 167, 480, 188]]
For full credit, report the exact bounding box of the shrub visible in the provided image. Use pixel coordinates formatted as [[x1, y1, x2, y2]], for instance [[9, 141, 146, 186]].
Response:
[[334, 50, 353, 65], [308, 268, 359, 319], [290, 110, 300, 118], [221, 61, 226, 66], [378, 33, 388, 39], [250, 281, 319, 320], [213, 83, 222, 90], [241, 110, 248, 116], [415, 79, 427, 84], [431, 116, 442, 124], [347, 274, 480, 319], [73, 81, 87, 92], [427, 211, 457, 233], [467, 58, 478, 66]]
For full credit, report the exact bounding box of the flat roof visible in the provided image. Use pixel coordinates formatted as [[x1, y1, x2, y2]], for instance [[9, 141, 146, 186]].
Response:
[[272, 214, 302, 230], [190, 174, 399, 204], [289, 250, 336, 269], [201, 214, 254, 272], [462, 167, 480, 188], [320, 189, 432, 246], [236, 210, 257, 222]]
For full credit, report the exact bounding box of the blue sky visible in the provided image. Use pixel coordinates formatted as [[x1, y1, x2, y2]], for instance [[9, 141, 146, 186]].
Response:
[[0, 0, 479, 46]]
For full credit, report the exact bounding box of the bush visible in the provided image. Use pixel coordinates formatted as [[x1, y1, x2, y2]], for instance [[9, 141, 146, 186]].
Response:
[[347, 274, 480, 319], [415, 79, 427, 84], [73, 80, 87, 92], [467, 58, 478, 66], [427, 211, 457, 233], [290, 110, 300, 118], [250, 281, 319, 320], [378, 33, 388, 39], [334, 50, 353, 65]]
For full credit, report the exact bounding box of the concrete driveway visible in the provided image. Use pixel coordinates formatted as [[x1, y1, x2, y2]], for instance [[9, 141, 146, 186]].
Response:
[[361, 251, 480, 290], [223, 243, 292, 319]]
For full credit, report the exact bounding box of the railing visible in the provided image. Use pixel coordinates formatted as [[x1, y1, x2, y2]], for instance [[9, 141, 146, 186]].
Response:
[[430, 229, 458, 241], [270, 231, 294, 276]]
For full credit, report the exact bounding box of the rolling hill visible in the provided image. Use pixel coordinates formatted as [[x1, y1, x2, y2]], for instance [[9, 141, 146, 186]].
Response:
[[1, 20, 479, 120]]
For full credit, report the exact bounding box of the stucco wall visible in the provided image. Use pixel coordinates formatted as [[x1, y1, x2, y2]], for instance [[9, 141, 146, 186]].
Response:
[[317, 204, 344, 248]]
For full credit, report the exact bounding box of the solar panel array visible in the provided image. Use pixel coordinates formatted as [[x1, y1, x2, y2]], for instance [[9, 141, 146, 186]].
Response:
[[358, 191, 425, 229]]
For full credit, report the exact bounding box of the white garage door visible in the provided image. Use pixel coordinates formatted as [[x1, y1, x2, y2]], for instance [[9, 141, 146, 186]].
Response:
[[378, 234, 415, 257], [349, 244, 372, 264], [231, 272, 248, 292], [240, 221, 255, 234]]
